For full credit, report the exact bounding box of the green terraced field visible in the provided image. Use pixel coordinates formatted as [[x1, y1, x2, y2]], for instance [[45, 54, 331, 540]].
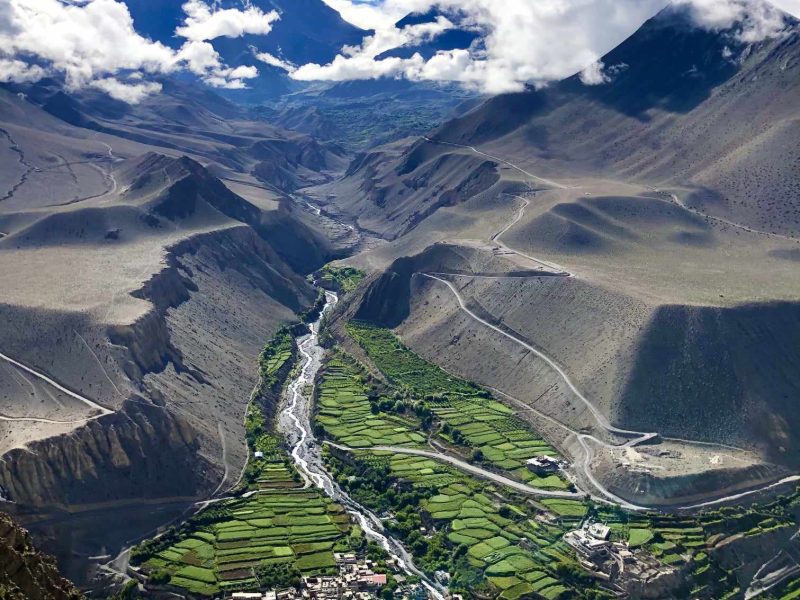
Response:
[[343, 450, 580, 600], [316, 356, 426, 448], [346, 321, 479, 397], [134, 436, 354, 596], [259, 329, 294, 388], [346, 322, 568, 489]]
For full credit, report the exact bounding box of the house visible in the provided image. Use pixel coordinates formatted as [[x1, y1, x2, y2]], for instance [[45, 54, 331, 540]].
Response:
[[525, 456, 560, 475], [588, 523, 611, 541], [357, 573, 387, 591], [564, 529, 611, 560], [254, 451, 265, 459], [232, 594, 263, 600]]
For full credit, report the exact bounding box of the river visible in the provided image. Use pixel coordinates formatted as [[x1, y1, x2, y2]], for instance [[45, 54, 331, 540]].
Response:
[[278, 290, 446, 600]]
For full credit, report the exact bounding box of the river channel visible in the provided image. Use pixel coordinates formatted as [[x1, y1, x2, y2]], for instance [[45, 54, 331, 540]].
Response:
[[278, 291, 446, 600]]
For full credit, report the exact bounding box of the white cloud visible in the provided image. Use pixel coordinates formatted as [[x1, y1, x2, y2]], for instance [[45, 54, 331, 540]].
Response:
[[579, 61, 610, 85], [254, 51, 297, 73], [0, 0, 269, 102], [176, 0, 279, 42], [676, 0, 791, 41], [1, 0, 176, 91], [769, 0, 800, 15], [91, 77, 162, 102], [0, 57, 46, 83], [313, 0, 798, 93]]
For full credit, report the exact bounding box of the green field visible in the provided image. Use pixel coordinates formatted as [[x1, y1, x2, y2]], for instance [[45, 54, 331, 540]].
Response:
[[329, 448, 583, 600], [345, 322, 568, 488], [346, 321, 480, 397], [259, 328, 294, 388], [316, 356, 426, 448], [133, 440, 354, 596], [316, 265, 365, 294]]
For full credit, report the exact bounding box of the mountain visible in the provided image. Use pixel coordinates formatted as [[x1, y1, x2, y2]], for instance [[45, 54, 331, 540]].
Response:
[[0, 83, 357, 583], [332, 3, 800, 238], [7, 77, 348, 197], [434, 3, 800, 236], [328, 2, 800, 507]]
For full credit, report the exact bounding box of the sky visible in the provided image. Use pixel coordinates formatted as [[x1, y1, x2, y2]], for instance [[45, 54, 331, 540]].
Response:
[[0, 0, 798, 102]]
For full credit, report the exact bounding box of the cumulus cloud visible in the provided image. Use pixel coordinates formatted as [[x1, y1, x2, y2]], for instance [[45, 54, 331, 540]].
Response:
[[254, 51, 297, 73], [176, 0, 279, 42], [0, 57, 47, 83], [579, 61, 611, 85], [676, 0, 791, 41], [310, 0, 798, 93], [2, 0, 797, 101], [0, 0, 270, 102], [91, 77, 163, 103]]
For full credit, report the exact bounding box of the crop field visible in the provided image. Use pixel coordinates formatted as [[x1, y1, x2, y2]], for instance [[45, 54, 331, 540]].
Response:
[[340, 449, 583, 600], [346, 322, 568, 489], [347, 321, 480, 397], [316, 357, 426, 448], [134, 437, 354, 596], [426, 395, 567, 489], [259, 329, 294, 388]]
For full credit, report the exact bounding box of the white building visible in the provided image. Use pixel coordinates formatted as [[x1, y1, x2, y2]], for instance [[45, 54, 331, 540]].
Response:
[[525, 455, 560, 475]]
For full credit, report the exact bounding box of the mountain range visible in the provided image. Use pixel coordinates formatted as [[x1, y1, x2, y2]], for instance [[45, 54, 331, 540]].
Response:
[[1, 0, 799, 597]]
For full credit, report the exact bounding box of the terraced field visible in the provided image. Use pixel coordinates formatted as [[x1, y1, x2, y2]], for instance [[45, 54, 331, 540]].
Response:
[[259, 329, 294, 389], [134, 436, 354, 596], [332, 449, 589, 600], [316, 356, 426, 448], [345, 322, 568, 489]]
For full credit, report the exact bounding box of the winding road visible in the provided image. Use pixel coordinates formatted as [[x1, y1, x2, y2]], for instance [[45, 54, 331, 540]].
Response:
[[423, 137, 568, 190], [491, 195, 572, 275], [0, 128, 35, 203], [326, 442, 581, 499], [410, 140, 795, 510], [665, 191, 799, 243]]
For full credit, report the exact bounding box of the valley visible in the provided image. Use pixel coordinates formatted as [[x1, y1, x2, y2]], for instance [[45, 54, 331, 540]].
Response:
[[0, 1, 799, 599]]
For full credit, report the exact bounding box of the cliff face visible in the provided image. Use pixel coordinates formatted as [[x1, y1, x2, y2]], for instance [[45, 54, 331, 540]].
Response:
[[0, 400, 215, 508], [0, 512, 83, 600]]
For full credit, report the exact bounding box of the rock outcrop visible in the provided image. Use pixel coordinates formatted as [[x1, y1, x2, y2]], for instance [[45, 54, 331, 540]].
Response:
[[0, 512, 83, 600]]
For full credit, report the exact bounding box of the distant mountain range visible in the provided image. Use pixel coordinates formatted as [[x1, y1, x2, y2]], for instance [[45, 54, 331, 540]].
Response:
[[377, 8, 482, 60]]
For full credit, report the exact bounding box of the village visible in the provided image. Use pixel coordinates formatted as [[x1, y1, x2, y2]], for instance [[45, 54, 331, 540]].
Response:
[[564, 520, 684, 598], [229, 553, 427, 600]]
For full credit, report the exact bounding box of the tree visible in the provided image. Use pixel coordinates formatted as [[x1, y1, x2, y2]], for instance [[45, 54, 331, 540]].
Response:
[[470, 449, 484, 463]]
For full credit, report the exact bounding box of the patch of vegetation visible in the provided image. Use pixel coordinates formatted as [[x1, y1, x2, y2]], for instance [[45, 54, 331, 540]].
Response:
[[132, 427, 356, 596], [341, 321, 800, 600], [347, 321, 480, 397], [345, 322, 568, 488], [325, 448, 587, 599], [317, 265, 365, 294], [258, 328, 294, 391], [316, 356, 426, 448]]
